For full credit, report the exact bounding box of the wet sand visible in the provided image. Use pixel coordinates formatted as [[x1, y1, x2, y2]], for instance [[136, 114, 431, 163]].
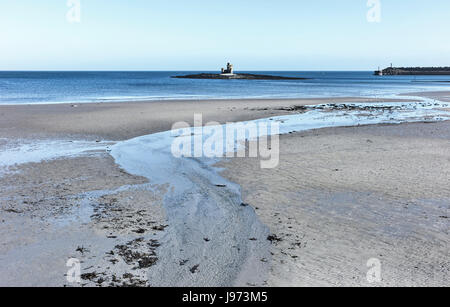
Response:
[[0, 97, 415, 140], [0, 93, 449, 287], [402, 91, 450, 102], [0, 154, 168, 286], [217, 120, 450, 286]]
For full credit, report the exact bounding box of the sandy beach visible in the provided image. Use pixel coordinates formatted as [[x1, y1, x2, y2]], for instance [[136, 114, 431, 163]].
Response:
[[0, 93, 449, 287], [218, 120, 450, 286], [4, 0, 450, 292], [0, 97, 415, 140]]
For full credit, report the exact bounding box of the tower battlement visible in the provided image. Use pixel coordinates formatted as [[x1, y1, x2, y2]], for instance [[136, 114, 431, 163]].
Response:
[[221, 62, 234, 75]]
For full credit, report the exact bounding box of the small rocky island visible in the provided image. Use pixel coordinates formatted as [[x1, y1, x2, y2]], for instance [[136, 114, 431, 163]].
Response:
[[173, 63, 309, 80]]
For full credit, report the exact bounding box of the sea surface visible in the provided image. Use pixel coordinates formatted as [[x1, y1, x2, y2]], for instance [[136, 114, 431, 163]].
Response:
[[1, 71, 450, 105]]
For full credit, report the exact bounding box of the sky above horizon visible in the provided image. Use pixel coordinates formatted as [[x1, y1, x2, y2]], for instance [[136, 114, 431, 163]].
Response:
[[1, 0, 450, 71]]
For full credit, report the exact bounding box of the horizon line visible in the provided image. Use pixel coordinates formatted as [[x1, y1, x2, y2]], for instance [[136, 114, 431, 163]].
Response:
[[0, 69, 377, 72]]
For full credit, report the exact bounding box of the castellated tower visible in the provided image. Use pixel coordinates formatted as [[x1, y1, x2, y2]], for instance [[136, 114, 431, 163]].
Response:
[[221, 62, 234, 74]]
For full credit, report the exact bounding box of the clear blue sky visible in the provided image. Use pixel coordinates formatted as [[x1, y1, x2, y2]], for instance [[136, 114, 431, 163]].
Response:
[[1, 0, 450, 71]]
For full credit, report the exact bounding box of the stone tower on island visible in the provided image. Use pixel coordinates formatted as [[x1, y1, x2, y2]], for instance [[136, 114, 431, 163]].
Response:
[[221, 62, 234, 75]]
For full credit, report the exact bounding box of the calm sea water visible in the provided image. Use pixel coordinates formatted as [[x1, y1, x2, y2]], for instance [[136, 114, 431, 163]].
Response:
[[1, 71, 450, 105]]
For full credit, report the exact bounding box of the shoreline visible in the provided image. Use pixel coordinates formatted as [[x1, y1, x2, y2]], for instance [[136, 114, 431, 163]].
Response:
[[1, 91, 450, 286], [0, 95, 420, 107], [0, 96, 420, 141], [2, 86, 449, 108]]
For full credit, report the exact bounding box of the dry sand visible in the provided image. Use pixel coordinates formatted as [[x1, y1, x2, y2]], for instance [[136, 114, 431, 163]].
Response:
[[0, 93, 449, 287]]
